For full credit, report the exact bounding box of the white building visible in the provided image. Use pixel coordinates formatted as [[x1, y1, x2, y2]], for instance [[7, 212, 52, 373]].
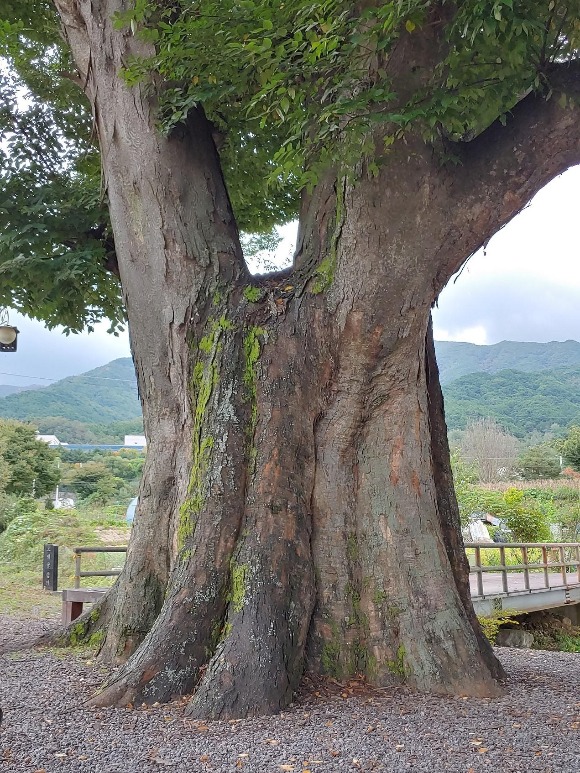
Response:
[[36, 433, 65, 447], [124, 434, 146, 447]]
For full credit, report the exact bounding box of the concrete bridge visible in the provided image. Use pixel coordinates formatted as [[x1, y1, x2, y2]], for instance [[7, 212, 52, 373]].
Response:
[[466, 542, 580, 620]]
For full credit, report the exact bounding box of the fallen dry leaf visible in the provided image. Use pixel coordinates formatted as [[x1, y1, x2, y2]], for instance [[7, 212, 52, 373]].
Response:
[[477, 747, 488, 754], [279, 766, 294, 772]]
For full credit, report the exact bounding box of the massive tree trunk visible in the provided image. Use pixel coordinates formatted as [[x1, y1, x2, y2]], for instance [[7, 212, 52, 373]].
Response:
[[53, 0, 580, 719]]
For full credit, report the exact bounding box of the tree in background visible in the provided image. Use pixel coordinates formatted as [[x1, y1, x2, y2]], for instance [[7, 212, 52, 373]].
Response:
[[459, 418, 520, 484], [0, 419, 60, 498], [60, 451, 144, 504], [2, 0, 580, 717], [518, 445, 562, 480], [559, 425, 580, 471]]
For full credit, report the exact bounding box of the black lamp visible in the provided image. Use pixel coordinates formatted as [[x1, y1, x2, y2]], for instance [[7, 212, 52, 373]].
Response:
[[0, 309, 18, 352]]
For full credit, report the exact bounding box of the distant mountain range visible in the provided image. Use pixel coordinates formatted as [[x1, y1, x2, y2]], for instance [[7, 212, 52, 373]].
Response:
[[435, 339, 580, 385], [0, 384, 41, 398], [1, 341, 580, 441], [0, 358, 140, 425], [443, 366, 580, 437]]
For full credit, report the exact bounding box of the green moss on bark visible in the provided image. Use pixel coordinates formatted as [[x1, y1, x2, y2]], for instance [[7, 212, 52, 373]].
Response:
[[310, 177, 345, 294], [243, 327, 266, 469], [178, 316, 232, 551], [229, 561, 249, 613], [386, 645, 411, 678], [243, 286, 264, 303]]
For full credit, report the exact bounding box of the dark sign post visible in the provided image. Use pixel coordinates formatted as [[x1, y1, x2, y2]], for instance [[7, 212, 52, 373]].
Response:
[[42, 544, 59, 591]]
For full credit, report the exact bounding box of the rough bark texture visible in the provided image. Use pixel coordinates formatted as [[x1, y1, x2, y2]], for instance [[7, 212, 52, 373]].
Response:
[[53, 0, 580, 719]]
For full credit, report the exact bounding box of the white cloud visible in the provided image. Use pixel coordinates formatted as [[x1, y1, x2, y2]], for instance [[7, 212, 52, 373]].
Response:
[[434, 164, 580, 343], [433, 325, 488, 345]]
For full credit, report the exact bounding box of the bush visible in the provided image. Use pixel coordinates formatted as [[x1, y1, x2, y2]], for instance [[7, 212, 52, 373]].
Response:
[[0, 495, 36, 535], [501, 488, 552, 542], [477, 612, 520, 644], [0, 506, 127, 585], [455, 485, 553, 542]]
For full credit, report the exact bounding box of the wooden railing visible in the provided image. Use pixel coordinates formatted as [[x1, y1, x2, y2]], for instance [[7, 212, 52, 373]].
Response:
[[73, 545, 128, 588], [465, 542, 580, 598], [70, 543, 580, 608]]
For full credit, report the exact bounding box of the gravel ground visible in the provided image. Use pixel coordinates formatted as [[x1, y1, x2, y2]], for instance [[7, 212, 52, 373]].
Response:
[[1, 615, 578, 773]]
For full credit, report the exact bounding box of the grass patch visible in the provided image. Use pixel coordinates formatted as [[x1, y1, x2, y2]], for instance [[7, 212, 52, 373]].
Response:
[[0, 506, 130, 617], [0, 567, 61, 618]]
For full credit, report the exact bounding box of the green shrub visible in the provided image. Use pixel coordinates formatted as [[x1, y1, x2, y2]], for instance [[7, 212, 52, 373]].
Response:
[[456, 485, 553, 542], [0, 507, 127, 585], [477, 612, 520, 644], [0, 495, 36, 534]]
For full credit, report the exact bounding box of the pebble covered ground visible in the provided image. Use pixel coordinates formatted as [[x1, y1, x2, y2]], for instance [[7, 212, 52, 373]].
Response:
[[1, 615, 579, 772]]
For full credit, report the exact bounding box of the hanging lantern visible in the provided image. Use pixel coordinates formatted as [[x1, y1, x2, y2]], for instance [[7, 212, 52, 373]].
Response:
[[0, 308, 18, 352], [0, 325, 18, 352]]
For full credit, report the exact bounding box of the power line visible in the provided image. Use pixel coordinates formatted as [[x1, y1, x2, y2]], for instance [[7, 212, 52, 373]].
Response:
[[0, 370, 137, 385]]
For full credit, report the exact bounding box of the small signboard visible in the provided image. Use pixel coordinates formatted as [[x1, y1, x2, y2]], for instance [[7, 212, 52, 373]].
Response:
[[42, 544, 59, 591]]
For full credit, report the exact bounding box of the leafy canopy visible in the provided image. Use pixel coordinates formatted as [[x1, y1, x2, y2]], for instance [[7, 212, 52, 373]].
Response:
[[0, 2, 122, 331], [1, 0, 579, 330], [0, 418, 60, 497]]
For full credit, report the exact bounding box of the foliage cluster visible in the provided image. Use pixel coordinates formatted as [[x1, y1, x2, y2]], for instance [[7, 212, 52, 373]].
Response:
[[523, 485, 580, 540], [60, 449, 144, 506], [456, 482, 552, 542], [0, 418, 59, 499], [1, 1, 580, 329], [477, 611, 520, 644], [518, 444, 561, 480], [119, 0, 580, 190], [557, 425, 580, 471]]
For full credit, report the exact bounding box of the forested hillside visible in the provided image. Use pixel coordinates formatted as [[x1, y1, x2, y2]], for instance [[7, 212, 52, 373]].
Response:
[[0, 359, 140, 424], [0, 385, 41, 398], [436, 340, 580, 385], [443, 366, 580, 437], [2, 342, 580, 440]]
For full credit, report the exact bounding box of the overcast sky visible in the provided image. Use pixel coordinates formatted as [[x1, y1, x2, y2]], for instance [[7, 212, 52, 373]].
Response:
[[1, 164, 579, 387]]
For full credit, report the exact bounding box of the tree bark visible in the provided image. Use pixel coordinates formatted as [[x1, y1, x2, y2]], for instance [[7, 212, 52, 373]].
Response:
[[52, 0, 580, 718]]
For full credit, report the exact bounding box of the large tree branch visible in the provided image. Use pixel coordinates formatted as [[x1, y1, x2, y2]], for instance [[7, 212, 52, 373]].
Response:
[[437, 60, 580, 285]]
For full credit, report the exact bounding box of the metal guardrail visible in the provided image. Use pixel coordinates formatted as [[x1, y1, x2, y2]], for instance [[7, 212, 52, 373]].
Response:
[[73, 545, 128, 588], [465, 542, 580, 608]]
